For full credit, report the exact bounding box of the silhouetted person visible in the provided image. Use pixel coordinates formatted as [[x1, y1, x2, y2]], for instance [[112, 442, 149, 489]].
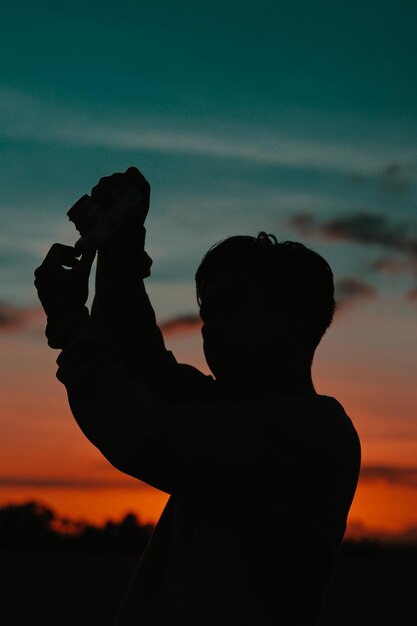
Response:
[[34, 167, 361, 625]]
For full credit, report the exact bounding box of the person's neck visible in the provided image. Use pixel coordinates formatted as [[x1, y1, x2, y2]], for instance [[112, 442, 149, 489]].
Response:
[[218, 367, 316, 399]]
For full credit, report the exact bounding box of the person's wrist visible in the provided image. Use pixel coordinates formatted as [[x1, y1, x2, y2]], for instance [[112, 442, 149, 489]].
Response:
[[46, 306, 90, 349], [96, 226, 151, 277]]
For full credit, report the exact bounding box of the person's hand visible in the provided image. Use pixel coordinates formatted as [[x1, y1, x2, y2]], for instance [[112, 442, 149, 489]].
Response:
[[34, 243, 96, 319], [67, 166, 150, 255]]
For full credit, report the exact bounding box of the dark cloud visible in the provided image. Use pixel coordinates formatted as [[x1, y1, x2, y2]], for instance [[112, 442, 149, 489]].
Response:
[[347, 467, 417, 541], [0, 475, 144, 489], [386, 526, 417, 544], [345, 518, 417, 543], [0, 302, 24, 330], [372, 256, 417, 300], [286, 213, 317, 236], [0, 301, 203, 337], [350, 162, 415, 194], [288, 211, 417, 254], [288, 211, 417, 300], [0, 301, 42, 332], [360, 465, 417, 489], [371, 256, 417, 274], [323, 213, 417, 253], [323, 213, 396, 245], [335, 277, 377, 308], [159, 314, 201, 336], [407, 288, 417, 301], [380, 163, 413, 194]]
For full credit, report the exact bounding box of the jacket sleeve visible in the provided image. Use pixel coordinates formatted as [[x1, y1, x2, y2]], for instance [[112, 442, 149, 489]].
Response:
[[55, 315, 361, 524], [90, 237, 177, 378], [90, 238, 213, 402], [55, 317, 270, 496]]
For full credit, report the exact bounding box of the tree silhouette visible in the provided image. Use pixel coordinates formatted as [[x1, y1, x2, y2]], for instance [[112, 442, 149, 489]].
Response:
[[0, 501, 153, 552]]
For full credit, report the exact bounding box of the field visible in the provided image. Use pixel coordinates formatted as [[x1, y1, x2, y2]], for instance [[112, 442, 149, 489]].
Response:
[[2, 542, 416, 625]]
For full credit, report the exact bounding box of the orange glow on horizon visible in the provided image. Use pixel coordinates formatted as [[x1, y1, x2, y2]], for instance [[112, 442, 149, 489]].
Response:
[[1, 477, 416, 541], [347, 479, 417, 537], [1, 322, 417, 542], [0, 485, 169, 527]]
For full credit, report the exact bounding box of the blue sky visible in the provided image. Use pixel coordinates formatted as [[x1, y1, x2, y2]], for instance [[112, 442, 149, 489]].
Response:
[[1, 1, 416, 308], [0, 0, 415, 388], [0, 0, 416, 438]]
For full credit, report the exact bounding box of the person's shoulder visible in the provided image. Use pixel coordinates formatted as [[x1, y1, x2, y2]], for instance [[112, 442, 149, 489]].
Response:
[[265, 391, 354, 427], [261, 391, 360, 457], [258, 391, 344, 421], [313, 394, 359, 438], [311, 394, 361, 469]]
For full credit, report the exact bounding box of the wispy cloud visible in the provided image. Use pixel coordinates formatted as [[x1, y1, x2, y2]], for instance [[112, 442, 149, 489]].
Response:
[[346, 465, 417, 541], [345, 518, 417, 543], [371, 256, 417, 273], [0, 299, 203, 339], [289, 211, 417, 299], [360, 465, 417, 488], [335, 277, 378, 309], [159, 314, 201, 336], [1, 86, 415, 175], [407, 288, 417, 301], [0, 475, 147, 489], [350, 162, 417, 195], [288, 211, 417, 253], [3, 464, 417, 493], [0, 301, 42, 332]]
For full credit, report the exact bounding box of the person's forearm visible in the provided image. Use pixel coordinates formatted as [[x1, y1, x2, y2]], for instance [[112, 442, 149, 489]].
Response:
[[55, 314, 261, 496], [90, 229, 176, 378], [55, 317, 175, 492]]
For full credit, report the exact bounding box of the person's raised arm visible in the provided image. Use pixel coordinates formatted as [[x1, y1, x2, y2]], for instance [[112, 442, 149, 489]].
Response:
[[33, 241, 265, 496], [33, 230, 358, 503], [68, 167, 175, 379], [35, 168, 213, 404]]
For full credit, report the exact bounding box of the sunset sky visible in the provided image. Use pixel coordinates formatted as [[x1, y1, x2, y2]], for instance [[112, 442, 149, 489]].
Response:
[[1, 0, 417, 539]]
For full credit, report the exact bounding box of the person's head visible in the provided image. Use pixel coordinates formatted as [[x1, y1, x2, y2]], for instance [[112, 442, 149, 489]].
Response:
[[195, 232, 336, 386]]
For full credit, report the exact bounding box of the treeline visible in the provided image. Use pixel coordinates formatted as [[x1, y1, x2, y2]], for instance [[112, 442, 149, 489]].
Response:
[[0, 501, 154, 552], [1, 501, 416, 556]]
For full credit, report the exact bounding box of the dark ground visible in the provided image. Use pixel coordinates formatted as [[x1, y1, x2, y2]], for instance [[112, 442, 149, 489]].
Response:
[[1, 542, 416, 625]]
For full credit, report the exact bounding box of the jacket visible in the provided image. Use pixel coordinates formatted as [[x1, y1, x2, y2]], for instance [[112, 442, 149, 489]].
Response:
[[53, 262, 361, 625]]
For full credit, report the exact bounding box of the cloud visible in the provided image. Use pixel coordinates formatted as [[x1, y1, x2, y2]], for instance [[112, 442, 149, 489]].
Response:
[[0, 298, 203, 338], [360, 465, 417, 488], [350, 162, 416, 194], [345, 518, 417, 543], [159, 314, 201, 336], [407, 288, 417, 301], [288, 211, 417, 253], [6, 465, 415, 491], [0, 475, 147, 489], [371, 256, 417, 273], [345, 465, 417, 542], [335, 278, 377, 308], [287, 213, 317, 234], [379, 163, 414, 194], [324, 213, 417, 253], [371, 256, 417, 298], [289, 211, 417, 299], [1, 86, 415, 175], [0, 301, 42, 332]]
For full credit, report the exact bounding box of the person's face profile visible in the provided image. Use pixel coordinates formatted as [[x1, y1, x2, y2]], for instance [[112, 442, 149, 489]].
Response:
[[199, 264, 281, 383]]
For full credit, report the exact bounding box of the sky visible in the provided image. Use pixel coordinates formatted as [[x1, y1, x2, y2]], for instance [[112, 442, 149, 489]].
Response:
[[1, 0, 417, 539]]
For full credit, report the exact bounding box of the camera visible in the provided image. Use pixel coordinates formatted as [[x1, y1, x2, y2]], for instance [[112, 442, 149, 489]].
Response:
[[67, 188, 143, 254]]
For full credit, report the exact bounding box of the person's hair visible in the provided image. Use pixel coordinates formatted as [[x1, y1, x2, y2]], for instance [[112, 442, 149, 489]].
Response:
[[195, 232, 336, 351]]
